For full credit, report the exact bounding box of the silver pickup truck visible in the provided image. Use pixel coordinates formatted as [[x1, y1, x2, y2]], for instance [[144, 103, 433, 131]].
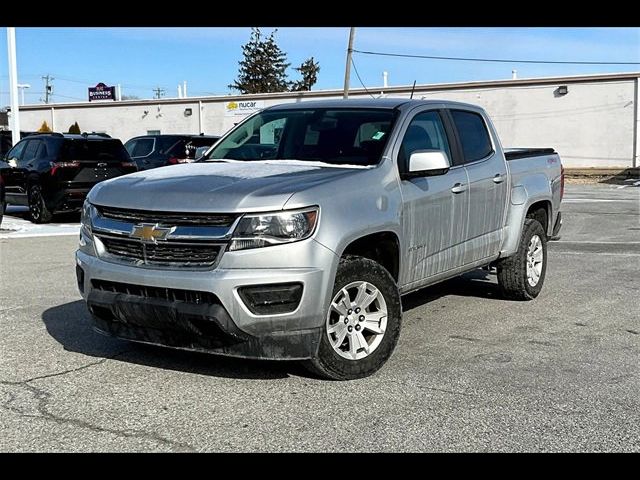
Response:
[[76, 99, 563, 380]]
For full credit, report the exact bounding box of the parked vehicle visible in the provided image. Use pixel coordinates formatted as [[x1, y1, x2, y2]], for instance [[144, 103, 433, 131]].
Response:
[[76, 99, 563, 379], [0, 133, 137, 223], [124, 134, 220, 170]]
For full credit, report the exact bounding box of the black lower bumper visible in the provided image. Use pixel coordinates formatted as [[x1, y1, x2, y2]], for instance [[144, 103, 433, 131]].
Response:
[[51, 188, 91, 212], [550, 211, 562, 240], [86, 290, 321, 360]]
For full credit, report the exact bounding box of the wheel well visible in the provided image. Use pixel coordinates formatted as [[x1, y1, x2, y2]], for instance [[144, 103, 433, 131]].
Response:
[[526, 201, 550, 235], [342, 232, 400, 281]]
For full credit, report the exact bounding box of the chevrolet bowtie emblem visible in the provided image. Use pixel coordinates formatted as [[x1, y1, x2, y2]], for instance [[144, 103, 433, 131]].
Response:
[[130, 224, 172, 243]]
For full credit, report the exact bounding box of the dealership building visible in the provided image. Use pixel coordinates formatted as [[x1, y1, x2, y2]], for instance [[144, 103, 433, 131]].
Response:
[[9, 72, 640, 169]]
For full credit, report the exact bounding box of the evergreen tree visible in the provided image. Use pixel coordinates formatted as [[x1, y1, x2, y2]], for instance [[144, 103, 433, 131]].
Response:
[[291, 57, 320, 91], [68, 121, 81, 134], [229, 28, 291, 94], [37, 121, 52, 132]]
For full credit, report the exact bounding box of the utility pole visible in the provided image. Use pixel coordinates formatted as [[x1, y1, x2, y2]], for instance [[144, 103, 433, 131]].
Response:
[[7, 27, 20, 146], [42, 74, 54, 103], [342, 27, 356, 99], [153, 86, 165, 99]]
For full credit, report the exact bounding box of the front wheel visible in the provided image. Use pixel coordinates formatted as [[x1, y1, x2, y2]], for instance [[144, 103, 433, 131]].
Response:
[[28, 183, 53, 224], [497, 218, 547, 300], [305, 255, 402, 380]]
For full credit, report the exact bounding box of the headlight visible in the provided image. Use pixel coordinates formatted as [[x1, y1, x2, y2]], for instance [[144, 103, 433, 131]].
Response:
[[229, 207, 319, 251], [80, 200, 94, 235]]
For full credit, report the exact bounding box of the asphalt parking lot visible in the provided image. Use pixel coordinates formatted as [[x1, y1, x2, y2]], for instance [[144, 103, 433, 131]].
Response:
[[0, 184, 638, 452]]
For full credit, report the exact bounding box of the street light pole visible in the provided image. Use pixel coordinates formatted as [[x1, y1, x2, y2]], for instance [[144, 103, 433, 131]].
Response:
[[342, 27, 356, 99], [7, 27, 21, 146], [17, 83, 31, 105]]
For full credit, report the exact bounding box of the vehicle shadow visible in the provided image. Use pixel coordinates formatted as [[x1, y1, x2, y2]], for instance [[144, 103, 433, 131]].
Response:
[[41, 300, 308, 380], [5, 206, 80, 224], [41, 269, 502, 380], [402, 268, 502, 312]]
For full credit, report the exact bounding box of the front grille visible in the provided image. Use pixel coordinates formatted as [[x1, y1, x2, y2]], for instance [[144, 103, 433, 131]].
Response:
[[97, 234, 221, 267], [92, 279, 218, 305], [96, 205, 237, 226]]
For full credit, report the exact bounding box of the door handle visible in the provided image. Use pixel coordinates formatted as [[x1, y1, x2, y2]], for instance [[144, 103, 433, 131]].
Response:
[[493, 174, 506, 184], [451, 183, 467, 194]]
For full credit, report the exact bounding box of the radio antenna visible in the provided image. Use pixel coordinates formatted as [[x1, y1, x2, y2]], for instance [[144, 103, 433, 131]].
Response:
[[409, 80, 417, 99]]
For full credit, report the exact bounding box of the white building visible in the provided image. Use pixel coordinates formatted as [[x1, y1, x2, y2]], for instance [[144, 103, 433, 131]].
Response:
[[13, 72, 640, 169]]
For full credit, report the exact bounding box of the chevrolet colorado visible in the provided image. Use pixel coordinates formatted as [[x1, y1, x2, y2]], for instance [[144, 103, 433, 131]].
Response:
[[76, 99, 563, 380]]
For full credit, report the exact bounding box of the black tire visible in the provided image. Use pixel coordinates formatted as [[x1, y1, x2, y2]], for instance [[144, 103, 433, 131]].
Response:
[[28, 183, 53, 224], [497, 218, 547, 300], [0, 200, 4, 227], [305, 255, 402, 380]]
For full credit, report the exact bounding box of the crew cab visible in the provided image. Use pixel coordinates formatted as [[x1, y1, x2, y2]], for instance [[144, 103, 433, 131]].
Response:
[[76, 99, 563, 380]]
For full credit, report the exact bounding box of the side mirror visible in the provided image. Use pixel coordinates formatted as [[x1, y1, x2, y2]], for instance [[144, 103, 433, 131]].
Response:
[[402, 150, 450, 179]]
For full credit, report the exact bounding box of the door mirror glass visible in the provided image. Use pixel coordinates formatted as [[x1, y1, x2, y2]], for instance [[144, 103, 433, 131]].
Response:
[[406, 150, 450, 178]]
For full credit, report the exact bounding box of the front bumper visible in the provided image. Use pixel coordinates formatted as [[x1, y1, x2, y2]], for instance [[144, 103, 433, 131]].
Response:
[[76, 239, 338, 360]]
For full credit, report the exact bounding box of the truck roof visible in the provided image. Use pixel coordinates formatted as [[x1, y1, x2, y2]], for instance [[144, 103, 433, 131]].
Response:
[[265, 98, 482, 111]]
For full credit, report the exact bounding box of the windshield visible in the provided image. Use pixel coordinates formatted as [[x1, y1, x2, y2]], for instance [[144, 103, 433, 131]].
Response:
[[203, 108, 397, 166]]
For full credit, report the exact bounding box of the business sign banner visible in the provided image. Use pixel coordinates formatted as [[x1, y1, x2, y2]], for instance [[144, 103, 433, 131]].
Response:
[[224, 100, 264, 116], [88, 83, 116, 102]]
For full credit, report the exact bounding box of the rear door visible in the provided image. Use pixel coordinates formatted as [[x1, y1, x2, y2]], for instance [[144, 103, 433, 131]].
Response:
[[447, 108, 508, 264], [15, 139, 42, 196]]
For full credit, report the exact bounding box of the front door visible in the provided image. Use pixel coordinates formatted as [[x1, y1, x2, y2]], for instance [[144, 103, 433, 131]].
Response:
[[2, 140, 29, 203], [396, 108, 470, 288]]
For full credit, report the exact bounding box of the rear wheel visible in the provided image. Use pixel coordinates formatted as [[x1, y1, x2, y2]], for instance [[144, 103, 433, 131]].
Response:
[[497, 218, 547, 300], [305, 255, 402, 380], [28, 183, 53, 224]]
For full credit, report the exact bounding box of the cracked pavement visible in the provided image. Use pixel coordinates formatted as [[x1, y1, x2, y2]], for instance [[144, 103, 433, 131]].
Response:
[[0, 184, 638, 452]]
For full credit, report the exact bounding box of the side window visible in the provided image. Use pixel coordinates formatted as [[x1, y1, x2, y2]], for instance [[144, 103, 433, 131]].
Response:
[[131, 139, 154, 157], [450, 110, 493, 163], [259, 118, 286, 146], [6, 140, 27, 164], [20, 140, 40, 165], [398, 111, 452, 171], [36, 141, 48, 159]]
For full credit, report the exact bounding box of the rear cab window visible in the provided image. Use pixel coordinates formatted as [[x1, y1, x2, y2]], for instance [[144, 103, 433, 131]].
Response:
[[450, 110, 494, 163], [62, 139, 130, 162]]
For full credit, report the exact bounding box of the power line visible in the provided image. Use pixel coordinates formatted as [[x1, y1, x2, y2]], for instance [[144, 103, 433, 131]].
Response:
[[353, 49, 640, 66], [350, 58, 376, 99], [52, 74, 164, 91]]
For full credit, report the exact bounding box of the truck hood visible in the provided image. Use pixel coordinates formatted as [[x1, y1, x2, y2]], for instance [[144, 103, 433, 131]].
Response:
[[88, 160, 369, 212]]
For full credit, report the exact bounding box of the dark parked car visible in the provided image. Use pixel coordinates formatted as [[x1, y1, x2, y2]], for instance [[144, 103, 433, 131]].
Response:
[[0, 133, 137, 223], [124, 134, 220, 170]]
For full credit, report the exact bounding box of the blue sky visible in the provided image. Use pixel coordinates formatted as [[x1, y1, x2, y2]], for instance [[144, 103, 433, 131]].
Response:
[[1, 27, 638, 106]]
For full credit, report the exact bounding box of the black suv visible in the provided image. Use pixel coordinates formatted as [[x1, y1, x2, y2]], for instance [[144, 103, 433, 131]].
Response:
[[124, 134, 220, 170], [0, 133, 137, 223]]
